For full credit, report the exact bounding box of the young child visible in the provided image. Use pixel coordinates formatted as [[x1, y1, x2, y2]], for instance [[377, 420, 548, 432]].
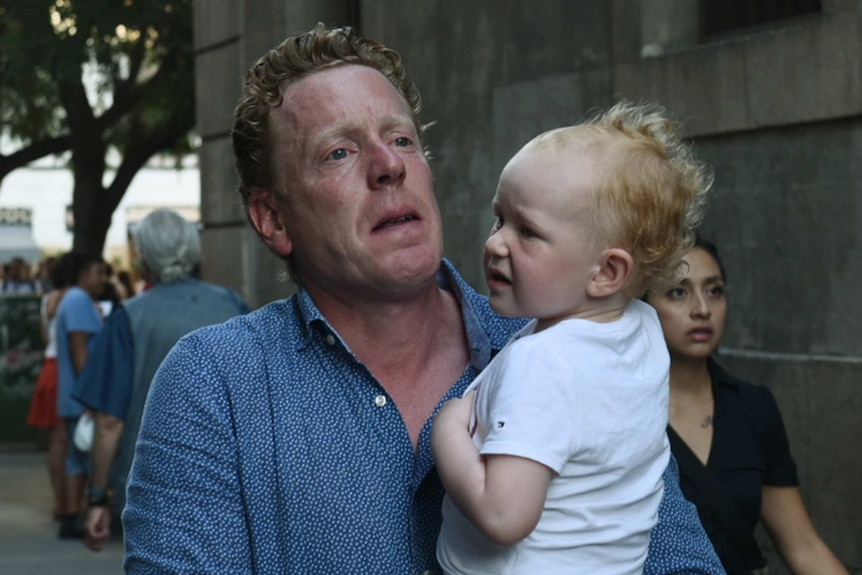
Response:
[[431, 101, 712, 574]]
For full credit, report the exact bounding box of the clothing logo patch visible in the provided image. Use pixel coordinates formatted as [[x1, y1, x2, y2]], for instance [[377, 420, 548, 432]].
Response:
[[496, 421, 505, 428]]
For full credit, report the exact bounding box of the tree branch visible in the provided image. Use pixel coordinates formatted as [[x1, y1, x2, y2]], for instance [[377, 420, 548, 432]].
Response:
[[105, 111, 195, 211], [0, 135, 70, 181]]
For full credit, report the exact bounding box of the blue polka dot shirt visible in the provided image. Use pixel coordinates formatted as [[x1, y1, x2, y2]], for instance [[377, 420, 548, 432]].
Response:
[[123, 260, 725, 574]]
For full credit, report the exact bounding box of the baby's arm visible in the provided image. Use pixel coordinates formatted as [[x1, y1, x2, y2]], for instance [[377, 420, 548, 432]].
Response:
[[432, 391, 553, 546]]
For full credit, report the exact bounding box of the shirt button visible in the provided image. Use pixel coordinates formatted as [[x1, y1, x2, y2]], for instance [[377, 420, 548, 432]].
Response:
[[374, 394, 387, 407], [325, 334, 336, 346]]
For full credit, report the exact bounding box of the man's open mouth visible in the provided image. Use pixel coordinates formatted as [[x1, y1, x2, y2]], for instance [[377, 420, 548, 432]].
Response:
[[374, 214, 417, 231]]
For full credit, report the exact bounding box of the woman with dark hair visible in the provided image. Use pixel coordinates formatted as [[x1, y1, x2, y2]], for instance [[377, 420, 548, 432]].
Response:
[[644, 239, 848, 575], [53, 251, 108, 539], [26, 253, 73, 520]]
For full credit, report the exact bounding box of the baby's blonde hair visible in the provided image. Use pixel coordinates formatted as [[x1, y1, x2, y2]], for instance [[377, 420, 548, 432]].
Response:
[[534, 101, 712, 297]]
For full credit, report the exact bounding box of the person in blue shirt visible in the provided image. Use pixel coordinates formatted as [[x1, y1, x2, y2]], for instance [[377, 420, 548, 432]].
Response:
[[72, 209, 249, 551], [54, 250, 108, 538], [123, 24, 725, 574]]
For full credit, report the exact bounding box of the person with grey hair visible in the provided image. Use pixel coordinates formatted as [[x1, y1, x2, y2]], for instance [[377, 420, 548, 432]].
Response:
[[72, 208, 249, 551], [132, 209, 201, 284]]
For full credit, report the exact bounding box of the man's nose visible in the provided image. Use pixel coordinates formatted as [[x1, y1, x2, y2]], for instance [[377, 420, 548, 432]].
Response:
[[367, 141, 406, 189]]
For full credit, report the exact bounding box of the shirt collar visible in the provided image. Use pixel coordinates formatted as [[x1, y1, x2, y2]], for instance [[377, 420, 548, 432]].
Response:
[[708, 357, 743, 390], [292, 259, 498, 368]]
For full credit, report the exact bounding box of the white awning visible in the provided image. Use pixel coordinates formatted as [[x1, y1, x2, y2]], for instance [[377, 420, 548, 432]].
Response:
[[0, 225, 43, 264]]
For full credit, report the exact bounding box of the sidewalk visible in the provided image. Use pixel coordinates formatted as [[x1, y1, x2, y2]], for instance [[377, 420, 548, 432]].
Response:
[[0, 446, 124, 574]]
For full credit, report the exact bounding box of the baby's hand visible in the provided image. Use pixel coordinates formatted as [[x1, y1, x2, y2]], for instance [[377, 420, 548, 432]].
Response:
[[431, 390, 478, 461]]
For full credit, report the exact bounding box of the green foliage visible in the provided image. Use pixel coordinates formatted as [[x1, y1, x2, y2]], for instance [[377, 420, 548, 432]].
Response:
[[0, 0, 195, 252], [0, 0, 194, 161]]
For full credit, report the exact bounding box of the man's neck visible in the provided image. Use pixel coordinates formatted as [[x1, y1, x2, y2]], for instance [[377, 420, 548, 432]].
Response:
[[310, 281, 457, 368], [307, 279, 470, 448]]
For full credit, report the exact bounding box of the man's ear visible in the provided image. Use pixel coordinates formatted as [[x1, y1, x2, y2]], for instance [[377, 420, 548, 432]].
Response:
[[587, 248, 634, 298], [247, 191, 293, 257]]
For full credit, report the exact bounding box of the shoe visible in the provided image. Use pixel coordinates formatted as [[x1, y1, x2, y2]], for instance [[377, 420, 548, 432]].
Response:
[[58, 514, 84, 539]]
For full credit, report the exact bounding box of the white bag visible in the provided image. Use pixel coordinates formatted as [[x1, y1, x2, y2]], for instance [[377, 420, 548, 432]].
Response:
[[73, 412, 95, 452]]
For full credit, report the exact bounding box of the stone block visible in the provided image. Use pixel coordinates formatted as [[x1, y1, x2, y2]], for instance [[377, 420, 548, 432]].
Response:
[[194, 0, 239, 49], [195, 42, 242, 139], [199, 137, 244, 226]]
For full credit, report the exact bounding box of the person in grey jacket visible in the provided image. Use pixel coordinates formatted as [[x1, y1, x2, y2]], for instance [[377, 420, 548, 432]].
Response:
[[73, 208, 249, 550]]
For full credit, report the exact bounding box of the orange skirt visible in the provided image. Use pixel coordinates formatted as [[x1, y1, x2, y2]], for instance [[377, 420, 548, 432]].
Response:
[[27, 357, 60, 428]]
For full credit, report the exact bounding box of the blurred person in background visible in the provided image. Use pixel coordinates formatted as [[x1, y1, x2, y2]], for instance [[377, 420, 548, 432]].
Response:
[[2, 256, 38, 294], [26, 253, 73, 520], [115, 269, 136, 299], [74, 208, 249, 551], [97, 263, 122, 317], [54, 251, 108, 539], [37, 256, 58, 293]]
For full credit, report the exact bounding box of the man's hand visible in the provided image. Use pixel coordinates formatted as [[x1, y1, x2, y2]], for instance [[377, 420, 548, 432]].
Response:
[[84, 505, 111, 551]]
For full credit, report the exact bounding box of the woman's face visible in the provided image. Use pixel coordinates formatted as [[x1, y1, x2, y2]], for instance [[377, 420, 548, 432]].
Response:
[[646, 247, 727, 361]]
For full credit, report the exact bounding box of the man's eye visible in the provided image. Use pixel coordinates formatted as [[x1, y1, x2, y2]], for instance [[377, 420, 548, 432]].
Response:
[[519, 226, 537, 238], [329, 148, 348, 160], [394, 136, 411, 147]]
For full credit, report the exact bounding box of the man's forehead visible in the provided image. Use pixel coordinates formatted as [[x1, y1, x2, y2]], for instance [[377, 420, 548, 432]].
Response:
[[280, 65, 403, 112], [273, 65, 414, 139]]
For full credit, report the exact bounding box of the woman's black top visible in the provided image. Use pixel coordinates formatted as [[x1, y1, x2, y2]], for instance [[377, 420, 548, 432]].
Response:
[[671, 359, 799, 574]]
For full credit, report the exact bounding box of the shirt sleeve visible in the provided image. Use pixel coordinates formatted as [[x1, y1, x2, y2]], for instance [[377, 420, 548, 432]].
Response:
[[644, 454, 727, 575], [73, 306, 135, 420], [476, 340, 582, 473], [124, 333, 253, 574], [754, 385, 799, 486], [64, 289, 102, 334]]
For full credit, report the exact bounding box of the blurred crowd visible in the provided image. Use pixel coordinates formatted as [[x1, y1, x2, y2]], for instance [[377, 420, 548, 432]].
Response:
[[7, 209, 249, 546], [1, 254, 139, 308]]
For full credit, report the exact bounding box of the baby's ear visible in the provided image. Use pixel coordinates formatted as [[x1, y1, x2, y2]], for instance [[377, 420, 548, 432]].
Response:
[[587, 248, 634, 298]]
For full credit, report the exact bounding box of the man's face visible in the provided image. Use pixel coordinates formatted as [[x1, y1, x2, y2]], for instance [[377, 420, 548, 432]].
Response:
[[79, 261, 108, 300], [262, 64, 442, 302]]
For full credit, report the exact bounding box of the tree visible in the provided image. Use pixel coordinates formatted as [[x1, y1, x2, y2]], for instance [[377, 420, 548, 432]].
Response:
[[0, 0, 194, 253]]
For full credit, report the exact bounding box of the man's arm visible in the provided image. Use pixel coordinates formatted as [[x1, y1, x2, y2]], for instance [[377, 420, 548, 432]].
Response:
[[73, 306, 135, 551], [124, 335, 252, 574], [85, 413, 124, 550], [431, 392, 553, 546], [69, 331, 92, 374], [644, 455, 727, 575]]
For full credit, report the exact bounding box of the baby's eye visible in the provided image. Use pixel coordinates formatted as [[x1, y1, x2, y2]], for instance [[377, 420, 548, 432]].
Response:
[[519, 226, 537, 239], [329, 148, 348, 161]]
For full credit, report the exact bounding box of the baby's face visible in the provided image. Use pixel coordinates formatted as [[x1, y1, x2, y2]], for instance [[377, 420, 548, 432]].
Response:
[[483, 140, 605, 328]]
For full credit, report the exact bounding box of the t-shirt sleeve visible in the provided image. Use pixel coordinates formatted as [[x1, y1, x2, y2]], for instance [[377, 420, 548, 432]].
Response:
[[65, 289, 102, 334], [73, 306, 135, 421], [755, 385, 799, 486], [477, 340, 581, 473]]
